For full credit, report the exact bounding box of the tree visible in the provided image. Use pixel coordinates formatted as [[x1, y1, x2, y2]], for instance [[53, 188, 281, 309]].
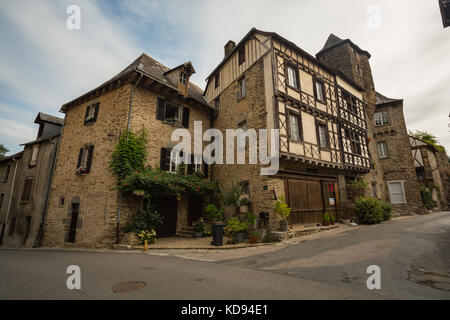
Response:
[[409, 130, 445, 153], [0, 144, 9, 160]]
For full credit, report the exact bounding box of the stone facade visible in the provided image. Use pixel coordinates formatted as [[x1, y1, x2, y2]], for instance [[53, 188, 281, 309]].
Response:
[[316, 36, 426, 216], [43, 54, 213, 248], [0, 113, 62, 247]]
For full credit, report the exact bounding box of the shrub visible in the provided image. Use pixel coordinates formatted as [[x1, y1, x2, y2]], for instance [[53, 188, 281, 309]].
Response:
[[204, 204, 224, 221], [224, 218, 248, 235], [222, 180, 242, 208], [136, 229, 157, 245], [322, 212, 330, 225], [243, 212, 257, 226], [123, 206, 163, 233], [354, 196, 384, 224], [239, 197, 252, 206], [274, 195, 291, 222], [380, 201, 392, 221], [420, 186, 436, 210], [202, 225, 212, 237], [262, 234, 281, 243]]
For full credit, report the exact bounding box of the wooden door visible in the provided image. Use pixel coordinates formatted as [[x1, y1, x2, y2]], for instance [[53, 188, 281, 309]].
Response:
[[188, 195, 203, 225], [287, 179, 324, 226], [154, 196, 178, 237]]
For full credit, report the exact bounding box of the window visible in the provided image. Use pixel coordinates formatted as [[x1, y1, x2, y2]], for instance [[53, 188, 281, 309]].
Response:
[[356, 65, 363, 76], [236, 77, 246, 101], [416, 167, 425, 182], [213, 98, 220, 111], [288, 113, 301, 142], [240, 181, 250, 195], [314, 79, 326, 102], [238, 45, 246, 65], [371, 182, 377, 197], [387, 181, 406, 204], [2, 164, 10, 183], [327, 183, 336, 206], [214, 73, 220, 89], [317, 122, 330, 148], [84, 102, 99, 124], [179, 72, 187, 84], [0, 193, 3, 209], [21, 178, 33, 202], [156, 98, 190, 128], [160, 148, 206, 176], [286, 65, 299, 89], [29, 144, 40, 167], [77, 145, 94, 173], [342, 91, 358, 114], [238, 120, 248, 131], [345, 129, 362, 155], [68, 203, 79, 243], [377, 141, 389, 159], [8, 217, 16, 236], [374, 111, 389, 126], [59, 196, 65, 206]]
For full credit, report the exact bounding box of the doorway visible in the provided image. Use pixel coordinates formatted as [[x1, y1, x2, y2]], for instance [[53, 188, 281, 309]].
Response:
[[68, 203, 79, 243], [154, 196, 178, 237], [188, 195, 203, 225]]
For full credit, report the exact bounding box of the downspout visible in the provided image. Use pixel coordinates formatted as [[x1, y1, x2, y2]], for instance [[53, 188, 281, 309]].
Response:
[[116, 70, 143, 244], [35, 137, 59, 247], [3, 155, 20, 243]]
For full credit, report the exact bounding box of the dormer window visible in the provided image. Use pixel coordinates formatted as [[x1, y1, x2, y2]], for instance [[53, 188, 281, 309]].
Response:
[[180, 72, 187, 84], [84, 102, 99, 125]]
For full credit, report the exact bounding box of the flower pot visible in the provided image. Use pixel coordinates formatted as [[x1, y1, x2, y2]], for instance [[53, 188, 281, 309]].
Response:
[[249, 236, 258, 244], [233, 232, 246, 243], [239, 205, 249, 213], [194, 232, 203, 238], [279, 220, 289, 232]]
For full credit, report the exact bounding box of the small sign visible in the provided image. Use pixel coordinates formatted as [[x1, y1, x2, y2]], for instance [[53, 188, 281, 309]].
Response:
[[439, 0, 450, 28], [329, 197, 335, 206]]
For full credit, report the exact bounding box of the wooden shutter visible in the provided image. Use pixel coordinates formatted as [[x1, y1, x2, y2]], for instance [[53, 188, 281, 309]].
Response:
[[77, 148, 84, 168], [84, 105, 90, 124], [202, 161, 208, 178], [86, 145, 94, 173], [182, 107, 190, 128], [93, 102, 100, 121], [160, 148, 168, 171], [21, 179, 33, 202], [156, 98, 165, 120], [187, 154, 196, 175]]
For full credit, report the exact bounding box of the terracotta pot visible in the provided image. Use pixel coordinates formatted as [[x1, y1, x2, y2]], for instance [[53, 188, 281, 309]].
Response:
[[249, 236, 258, 244]]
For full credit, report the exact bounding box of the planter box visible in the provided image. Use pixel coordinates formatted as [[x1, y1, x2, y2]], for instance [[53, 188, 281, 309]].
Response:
[[232, 232, 245, 243]]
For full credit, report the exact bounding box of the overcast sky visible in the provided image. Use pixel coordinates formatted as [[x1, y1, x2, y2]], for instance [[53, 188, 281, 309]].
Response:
[[0, 0, 449, 155]]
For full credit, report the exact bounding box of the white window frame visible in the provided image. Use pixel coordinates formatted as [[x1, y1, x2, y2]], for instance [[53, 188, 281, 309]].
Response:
[[374, 111, 389, 126], [315, 80, 325, 102], [289, 113, 300, 142], [377, 141, 389, 159], [238, 77, 246, 100], [287, 65, 298, 89], [85, 104, 96, 122], [318, 123, 328, 148], [387, 181, 407, 204]]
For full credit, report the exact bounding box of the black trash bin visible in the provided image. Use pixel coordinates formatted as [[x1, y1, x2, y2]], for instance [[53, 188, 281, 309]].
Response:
[[211, 222, 225, 246]]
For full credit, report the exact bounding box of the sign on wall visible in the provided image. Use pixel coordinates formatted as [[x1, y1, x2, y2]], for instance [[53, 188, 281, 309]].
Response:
[[439, 0, 450, 27]]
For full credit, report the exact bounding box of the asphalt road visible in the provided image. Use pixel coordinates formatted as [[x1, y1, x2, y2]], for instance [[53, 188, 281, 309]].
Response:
[[0, 212, 449, 300]]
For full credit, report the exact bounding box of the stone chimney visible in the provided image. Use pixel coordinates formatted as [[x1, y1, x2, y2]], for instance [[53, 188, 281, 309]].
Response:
[[224, 40, 236, 57]]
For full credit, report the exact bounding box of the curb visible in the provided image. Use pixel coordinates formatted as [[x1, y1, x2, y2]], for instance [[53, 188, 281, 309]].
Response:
[[111, 242, 278, 251]]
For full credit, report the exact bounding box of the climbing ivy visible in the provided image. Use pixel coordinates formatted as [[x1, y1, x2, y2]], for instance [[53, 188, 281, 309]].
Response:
[[109, 130, 147, 185]]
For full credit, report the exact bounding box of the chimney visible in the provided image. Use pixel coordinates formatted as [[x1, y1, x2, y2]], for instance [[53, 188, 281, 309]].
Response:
[[224, 40, 236, 57]]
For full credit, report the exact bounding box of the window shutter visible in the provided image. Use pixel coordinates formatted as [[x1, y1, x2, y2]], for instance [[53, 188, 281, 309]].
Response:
[[160, 148, 168, 171], [235, 91, 240, 102], [93, 103, 100, 121], [86, 145, 94, 173], [182, 107, 190, 128], [156, 98, 165, 120], [187, 154, 195, 175], [21, 179, 33, 202], [84, 106, 90, 124], [242, 78, 246, 98], [77, 148, 84, 169], [202, 161, 208, 178]]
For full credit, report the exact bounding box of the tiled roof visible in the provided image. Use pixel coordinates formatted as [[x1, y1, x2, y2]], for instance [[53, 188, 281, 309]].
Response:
[[375, 91, 402, 105], [0, 151, 23, 163], [34, 112, 64, 125], [316, 34, 371, 58]]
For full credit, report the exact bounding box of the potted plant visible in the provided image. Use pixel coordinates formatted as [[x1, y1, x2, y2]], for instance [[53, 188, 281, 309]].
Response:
[[329, 213, 335, 225], [204, 204, 224, 223], [249, 231, 260, 244], [239, 197, 252, 213], [274, 195, 291, 232], [243, 212, 257, 231], [225, 218, 248, 243], [193, 220, 204, 238], [323, 212, 330, 226]]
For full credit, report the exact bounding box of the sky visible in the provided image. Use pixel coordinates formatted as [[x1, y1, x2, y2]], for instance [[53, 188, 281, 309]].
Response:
[[0, 0, 449, 155]]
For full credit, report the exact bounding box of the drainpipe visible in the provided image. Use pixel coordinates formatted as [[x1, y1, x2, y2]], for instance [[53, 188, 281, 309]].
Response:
[[35, 137, 59, 247], [116, 71, 143, 244], [3, 154, 20, 243]]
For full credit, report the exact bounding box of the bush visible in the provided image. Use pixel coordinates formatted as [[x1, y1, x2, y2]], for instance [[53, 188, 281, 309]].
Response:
[[262, 234, 281, 243], [193, 220, 204, 233], [322, 212, 330, 225], [136, 229, 157, 245], [224, 218, 248, 235], [354, 196, 384, 224], [380, 201, 392, 221], [204, 204, 224, 221], [123, 206, 163, 233], [420, 186, 436, 210], [202, 225, 212, 237], [239, 197, 252, 206], [243, 212, 257, 226]]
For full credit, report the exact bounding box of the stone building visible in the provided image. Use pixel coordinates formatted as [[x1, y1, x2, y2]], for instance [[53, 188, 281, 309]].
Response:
[[204, 28, 371, 228], [43, 54, 214, 247], [410, 136, 450, 210], [316, 34, 425, 215], [0, 113, 62, 247]]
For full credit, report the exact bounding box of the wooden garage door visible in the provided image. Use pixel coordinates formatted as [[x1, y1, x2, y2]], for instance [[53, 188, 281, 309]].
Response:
[[287, 179, 324, 226]]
